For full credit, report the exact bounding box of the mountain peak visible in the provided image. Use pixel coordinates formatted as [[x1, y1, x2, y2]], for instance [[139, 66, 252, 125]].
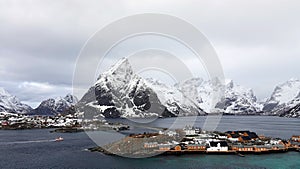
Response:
[[263, 79, 300, 112], [33, 94, 78, 115], [225, 79, 234, 88], [270, 79, 300, 103], [64, 94, 78, 104], [107, 57, 133, 75], [0, 87, 10, 96], [288, 78, 299, 82], [0, 87, 32, 114]]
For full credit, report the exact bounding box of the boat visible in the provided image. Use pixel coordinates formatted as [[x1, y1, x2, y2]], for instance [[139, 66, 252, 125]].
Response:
[[55, 137, 64, 142]]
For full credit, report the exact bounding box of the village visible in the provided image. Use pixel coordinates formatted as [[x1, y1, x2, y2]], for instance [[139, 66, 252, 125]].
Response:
[[0, 112, 81, 129], [140, 126, 300, 155], [89, 124, 300, 157], [0, 112, 129, 131]]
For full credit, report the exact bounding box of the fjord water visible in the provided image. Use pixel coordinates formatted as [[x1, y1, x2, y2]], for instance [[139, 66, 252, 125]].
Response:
[[0, 116, 299, 169]]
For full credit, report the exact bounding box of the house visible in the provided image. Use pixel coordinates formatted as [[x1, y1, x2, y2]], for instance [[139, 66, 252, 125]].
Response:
[[227, 130, 259, 142], [186, 144, 206, 150], [227, 133, 240, 142], [207, 141, 228, 152], [291, 135, 300, 142], [174, 145, 182, 151], [254, 145, 268, 152], [238, 136, 251, 143], [1, 121, 8, 126], [248, 132, 259, 140], [271, 144, 285, 150], [183, 126, 200, 136], [159, 130, 177, 137], [158, 144, 172, 151], [144, 142, 158, 148], [290, 140, 300, 148], [233, 145, 254, 152], [270, 139, 281, 145], [217, 133, 228, 139]]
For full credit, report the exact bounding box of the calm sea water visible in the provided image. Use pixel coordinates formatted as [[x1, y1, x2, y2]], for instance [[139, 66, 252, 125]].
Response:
[[0, 116, 299, 169]]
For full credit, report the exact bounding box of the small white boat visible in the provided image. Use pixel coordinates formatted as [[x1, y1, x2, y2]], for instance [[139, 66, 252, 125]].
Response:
[[55, 137, 64, 142]]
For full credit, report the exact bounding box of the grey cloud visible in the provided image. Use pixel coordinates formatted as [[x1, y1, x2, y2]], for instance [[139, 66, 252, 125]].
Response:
[[0, 0, 300, 106], [0, 80, 72, 108]]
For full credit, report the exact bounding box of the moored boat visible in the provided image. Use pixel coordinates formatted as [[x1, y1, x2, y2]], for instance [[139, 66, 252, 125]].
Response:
[[55, 137, 64, 142]]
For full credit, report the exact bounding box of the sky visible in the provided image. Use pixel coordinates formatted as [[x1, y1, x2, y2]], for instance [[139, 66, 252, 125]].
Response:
[[0, 0, 300, 107]]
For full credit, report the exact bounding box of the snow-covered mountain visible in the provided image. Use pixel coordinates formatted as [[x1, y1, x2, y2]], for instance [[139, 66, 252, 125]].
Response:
[[263, 79, 300, 117], [178, 78, 262, 115], [2, 57, 300, 118], [76, 58, 206, 118], [76, 57, 264, 118], [0, 87, 32, 114], [31, 94, 78, 115], [145, 78, 205, 116], [221, 80, 262, 115]]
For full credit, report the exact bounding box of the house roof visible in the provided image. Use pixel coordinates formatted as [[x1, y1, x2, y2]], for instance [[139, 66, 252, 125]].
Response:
[[249, 132, 259, 139], [229, 133, 240, 138], [241, 136, 251, 141]]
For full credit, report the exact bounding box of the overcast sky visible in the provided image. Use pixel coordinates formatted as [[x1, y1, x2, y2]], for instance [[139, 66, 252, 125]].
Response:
[[1, 0, 300, 107]]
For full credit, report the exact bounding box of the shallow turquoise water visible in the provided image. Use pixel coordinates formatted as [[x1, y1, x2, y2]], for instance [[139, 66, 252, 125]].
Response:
[[101, 151, 299, 169]]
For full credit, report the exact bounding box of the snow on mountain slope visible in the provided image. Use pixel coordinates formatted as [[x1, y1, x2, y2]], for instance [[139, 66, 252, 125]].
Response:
[[222, 80, 262, 114], [32, 94, 78, 115], [264, 79, 300, 107], [145, 78, 205, 116], [281, 102, 300, 118], [77, 57, 264, 118], [263, 79, 300, 111], [177, 78, 212, 113], [77, 58, 205, 118], [178, 78, 262, 115], [276, 95, 300, 118], [263, 79, 300, 117], [0, 87, 32, 114]]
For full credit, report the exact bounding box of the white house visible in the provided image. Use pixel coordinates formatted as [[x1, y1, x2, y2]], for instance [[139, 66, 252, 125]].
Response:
[[207, 141, 228, 152]]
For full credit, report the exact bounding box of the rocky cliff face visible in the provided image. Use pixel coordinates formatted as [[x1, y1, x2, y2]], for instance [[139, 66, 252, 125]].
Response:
[[76, 58, 206, 118]]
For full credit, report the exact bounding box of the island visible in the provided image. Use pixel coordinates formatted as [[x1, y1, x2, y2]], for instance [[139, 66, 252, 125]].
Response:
[[89, 126, 300, 157]]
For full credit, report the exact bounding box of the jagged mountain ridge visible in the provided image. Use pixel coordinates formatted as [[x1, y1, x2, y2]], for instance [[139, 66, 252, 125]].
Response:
[[30, 94, 78, 115], [0, 87, 32, 114], [263, 79, 300, 117], [0, 87, 78, 116], [1, 56, 300, 118], [76, 58, 206, 118], [178, 78, 262, 115], [77, 58, 264, 118]]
